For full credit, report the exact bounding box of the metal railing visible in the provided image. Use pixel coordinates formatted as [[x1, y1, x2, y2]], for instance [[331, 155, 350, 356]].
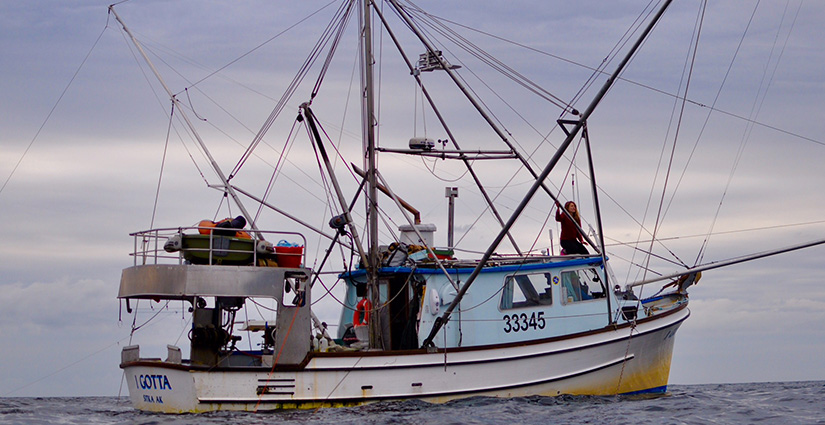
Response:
[[129, 226, 307, 267]]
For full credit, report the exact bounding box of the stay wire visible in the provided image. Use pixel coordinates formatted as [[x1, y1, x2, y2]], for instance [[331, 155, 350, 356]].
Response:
[[181, 0, 339, 94], [400, 1, 652, 256], [400, 0, 573, 112], [407, 0, 821, 150], [627, 2, 716, 279], [148, 104, 174, 231], [688, 2, 764, 265], [407, 20, 553, 169], [570, 0, 660, 108], [0, 23, 108, 198], [232, 0, 354, 178], [396, 0, 685, 265], [115, 20, 214, 189], [660, 1, 755, 226], [687, 2, 762, 265], [400, 7, 518, 138], [391, 5, 545, 235], [254, 118, 300, 224], [640, 1, 705, 280], [311, 0, 357, 99], [695, 0, 801, 265], [629, 2, 705, 283]]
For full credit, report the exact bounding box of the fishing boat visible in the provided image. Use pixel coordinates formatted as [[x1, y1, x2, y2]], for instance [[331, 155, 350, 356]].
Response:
[[113, 0, 824, 413]]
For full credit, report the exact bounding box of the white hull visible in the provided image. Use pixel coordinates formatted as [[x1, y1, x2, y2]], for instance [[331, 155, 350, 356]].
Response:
[[122, 306, 688, 413]]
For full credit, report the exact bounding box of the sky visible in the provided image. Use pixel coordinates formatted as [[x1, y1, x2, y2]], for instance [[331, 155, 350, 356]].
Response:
[[1, 0, 824, 397]]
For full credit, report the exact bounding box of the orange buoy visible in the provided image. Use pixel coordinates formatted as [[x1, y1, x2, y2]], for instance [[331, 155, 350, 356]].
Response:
[[198, 218, 251, 238], [198, 220, 217, 235]]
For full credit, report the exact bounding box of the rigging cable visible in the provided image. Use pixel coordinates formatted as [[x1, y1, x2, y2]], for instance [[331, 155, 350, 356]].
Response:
[[254, 118, 301, 224], [394, 0, 572, 180], [115, 17, 217, 191], [401, 0, 576, 113], [311, 0, 357, 99], [405, 0, 823, 150], [569, 0, 660, 108], [1, 24, 108, 198], [232, 0, 356, 178], [310, 112, 402, 248], [182, 0, 338, 93], [132, 28, 334, 199], [639, 1, 706, 281], [384, 8, 540, 247], [694, 0, 802, 266], [642, 1, 764, 272], [400, 0, 664, 258], [148, 103, 174, 231], [394, 1, 555, 169], [627, 2, 706, 284]]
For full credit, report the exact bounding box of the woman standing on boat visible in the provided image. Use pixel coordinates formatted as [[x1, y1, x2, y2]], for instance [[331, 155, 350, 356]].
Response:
[[555, 201, 589, 255]]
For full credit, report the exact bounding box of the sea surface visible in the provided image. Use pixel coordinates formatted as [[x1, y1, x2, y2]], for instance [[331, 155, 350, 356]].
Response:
[[1, 381, 822, 425]]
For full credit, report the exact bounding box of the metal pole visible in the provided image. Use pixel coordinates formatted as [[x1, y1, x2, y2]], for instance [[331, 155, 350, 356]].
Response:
[[386, 0, 598, 254], [582, 125, 611, 323], [421, 0, 674, 348], [627, 237, 825, 289], [362, 0, 383, 349], [301, 106, 370, 269], [109, 6, 262, 237], [446, 187, 458, 248], [370, 4, 522, 254]]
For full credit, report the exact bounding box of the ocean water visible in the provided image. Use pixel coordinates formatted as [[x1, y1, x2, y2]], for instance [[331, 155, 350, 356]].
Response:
[[1, 381, 822, 425]]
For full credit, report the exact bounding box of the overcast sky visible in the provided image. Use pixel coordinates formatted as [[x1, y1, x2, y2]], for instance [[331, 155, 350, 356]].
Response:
[[2, 0, 824, 397]]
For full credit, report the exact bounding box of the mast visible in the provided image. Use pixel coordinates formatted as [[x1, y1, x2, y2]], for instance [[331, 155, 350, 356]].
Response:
[[421, 0, 675, 348], [361, 0, 382, 349]]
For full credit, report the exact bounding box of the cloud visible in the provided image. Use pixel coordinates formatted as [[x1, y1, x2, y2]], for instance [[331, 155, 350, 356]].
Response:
[[3, 0, 825, 397], [0, 279, 113, 333]]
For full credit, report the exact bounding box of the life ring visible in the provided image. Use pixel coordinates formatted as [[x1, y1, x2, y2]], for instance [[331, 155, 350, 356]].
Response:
[[353, 298, 371, 326]]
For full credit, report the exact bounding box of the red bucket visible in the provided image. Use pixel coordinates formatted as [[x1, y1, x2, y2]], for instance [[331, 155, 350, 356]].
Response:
[[275, 245, 303, 268]]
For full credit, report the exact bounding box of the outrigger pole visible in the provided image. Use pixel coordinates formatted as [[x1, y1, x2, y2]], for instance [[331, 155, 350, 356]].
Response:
[[627, 237, 825, 289], [421, 0, 674, 348], [386, 0, 600, 255], [109, 6, 262, 238], [301, 105, 371, 273]]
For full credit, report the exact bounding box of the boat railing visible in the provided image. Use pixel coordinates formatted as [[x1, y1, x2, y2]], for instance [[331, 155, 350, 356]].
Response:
[[129, 227, 307, 267]]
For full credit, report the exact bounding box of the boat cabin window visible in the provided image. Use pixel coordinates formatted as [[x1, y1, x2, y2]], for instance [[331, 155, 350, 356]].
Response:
[[500, 273, 552, 310], [560, 268, 604, 304]]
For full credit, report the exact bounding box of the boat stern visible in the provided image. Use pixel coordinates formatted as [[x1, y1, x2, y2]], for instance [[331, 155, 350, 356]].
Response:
[[121, 346, 201, 413]]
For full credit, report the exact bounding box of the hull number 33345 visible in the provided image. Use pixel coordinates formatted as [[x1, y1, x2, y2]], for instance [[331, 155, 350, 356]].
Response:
[[503, 312, 546, 333]]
